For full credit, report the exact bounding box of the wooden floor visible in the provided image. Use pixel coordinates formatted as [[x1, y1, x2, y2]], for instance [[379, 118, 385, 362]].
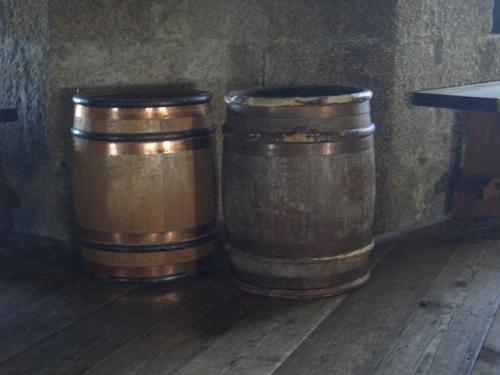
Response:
[[2, 218, 500, 374]]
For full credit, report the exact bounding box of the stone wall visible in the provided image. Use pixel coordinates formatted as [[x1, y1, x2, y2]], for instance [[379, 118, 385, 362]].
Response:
[[377, 0, 497, 232], [0, 0, 499, 240], [0, 0, 55, 235]]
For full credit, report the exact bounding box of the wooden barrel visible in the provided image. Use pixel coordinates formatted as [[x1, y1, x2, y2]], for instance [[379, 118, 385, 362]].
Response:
[[222, 86, 375, 298], [71, 87, 217, 282]]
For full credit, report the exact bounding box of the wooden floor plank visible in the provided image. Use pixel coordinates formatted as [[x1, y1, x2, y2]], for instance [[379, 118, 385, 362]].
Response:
[[164, 231, 404, 375], [78, 278, 266, 375], [4, 220, 500, 375], [471, 347, 500, 375], [72, 227, 411, 375], [373, 239, 500, 375], [472, 302, 500, 375], [271, 234, 459, 375], [0, 275, 136, 364], [374, 241, 500, 374], [173, 295, 347, 375], [0, 245, 83, 318], [0, 255, 228, 375]]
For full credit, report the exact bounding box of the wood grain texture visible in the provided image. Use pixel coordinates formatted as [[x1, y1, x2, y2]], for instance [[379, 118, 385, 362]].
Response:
[[372, 239, 500, 375], [0, 231, 396, 375], [272, 234, 457, 375], [461, 111, 500, 178], [453, 111, 500, 219], [72, 104, 217, 280], [72, 102, 216, 241], [472, 302, 500, 375], [222, 100, 375, 296], [0, 245, 82, 318], [412, 84, 500, 220], [73, 147, 215, 236], [173, 296, 347, 375], [222, 97, 374, 250], [79, 282, 266, 375], [0, 266, 226, 375], [0, 277, 136, 364], [223, 150, 375, 248], [411, 81, 500, 112], [4, 219, 500, 375], [159, 236, 398, 375]]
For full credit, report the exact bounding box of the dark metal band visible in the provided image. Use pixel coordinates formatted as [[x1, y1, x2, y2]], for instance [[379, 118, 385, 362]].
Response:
[[223, 134, 373, 157], [73, 88, 212, 108], [222, 124, 375, 143], [81, 242, 214, 280], [230, 264, 370, 290], [83, 258, 206, 279], [223, 113, 373, 134], [73, 133, 215, 155], [227, 100, 370, 119], [78, 221, 217, 250], [80, 240, 214, 266], [225, 232, 373, 257], [71, 125, 216, 142], [75, 103, 212, 120], [230, 270, 370, 298]]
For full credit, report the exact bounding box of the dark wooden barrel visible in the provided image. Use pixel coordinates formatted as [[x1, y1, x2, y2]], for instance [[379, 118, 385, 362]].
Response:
[[71, 87, 217, 282], [222, 86, 375, 298]]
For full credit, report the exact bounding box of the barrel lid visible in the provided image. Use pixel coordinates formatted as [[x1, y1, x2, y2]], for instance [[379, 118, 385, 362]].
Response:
[[73, 87, 212, 108], [225, 86, 372, 107]]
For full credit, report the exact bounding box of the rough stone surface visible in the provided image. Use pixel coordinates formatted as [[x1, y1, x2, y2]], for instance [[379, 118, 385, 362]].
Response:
[[1, 0, 500, 240], [0, 0, 62, 237], [374, 0, 496, 232]]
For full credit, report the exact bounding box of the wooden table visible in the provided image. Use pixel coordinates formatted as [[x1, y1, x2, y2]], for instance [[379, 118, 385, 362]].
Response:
[[412, 81, 500, 219]]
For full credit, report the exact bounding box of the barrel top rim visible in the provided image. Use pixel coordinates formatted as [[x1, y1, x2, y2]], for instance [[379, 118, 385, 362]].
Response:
[[225, 85, 373, 107], [73, 87, 212, 108]]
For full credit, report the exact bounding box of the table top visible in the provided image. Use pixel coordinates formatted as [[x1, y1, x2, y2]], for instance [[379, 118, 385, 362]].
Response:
[[411, 81, 500, 112], [0, 108, 18, 123]]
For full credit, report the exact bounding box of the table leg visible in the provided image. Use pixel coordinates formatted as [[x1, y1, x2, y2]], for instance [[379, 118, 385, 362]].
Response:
[[453, 110, 500, 219]]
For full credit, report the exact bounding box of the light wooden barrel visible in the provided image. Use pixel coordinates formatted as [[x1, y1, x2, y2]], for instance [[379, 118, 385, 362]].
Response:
[[71, 88, 217, 282], [222, 86, 375, 298]]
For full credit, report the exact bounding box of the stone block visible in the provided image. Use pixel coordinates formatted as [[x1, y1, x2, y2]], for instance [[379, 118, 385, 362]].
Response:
[[396, 0, 494, 40]]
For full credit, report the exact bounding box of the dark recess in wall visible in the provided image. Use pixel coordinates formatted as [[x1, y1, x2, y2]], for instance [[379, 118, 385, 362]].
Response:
[[492, 0, 500, 33]]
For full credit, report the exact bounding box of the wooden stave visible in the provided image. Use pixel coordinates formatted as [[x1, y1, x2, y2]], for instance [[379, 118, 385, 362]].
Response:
[[222, 86, 375, 298], [72, 92, 217, 281]]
